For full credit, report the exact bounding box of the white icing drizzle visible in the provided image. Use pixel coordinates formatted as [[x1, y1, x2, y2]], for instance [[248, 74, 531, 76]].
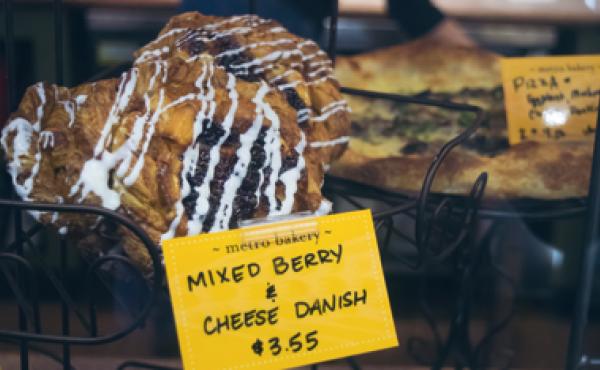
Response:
[[309, 135, 350, 148], [146, 27, 187, 47], [306, 75, 333, 86], [3, 14, 346, 240], [272, 132, 306, 216], [120, 101, 163, 186], [320, 99, 347, 113], [277, 80, 302, 90], [268, 69, 296, 84], [51, 196, 64, 223], [307, 66, 333, 78], [187, 72, 238, 235], [210, 81, 271, 232], [315, 198, 332, 215], [162, 91, 198, 111], [62, 101, 75, 127], [0, 82, 46, 201], [135, 46, 170, 64], [308, 60, 332, 68], [161, 58, 214, 241], [3, 118, 37, 198], [311, 105, 349, 122], [94, 70, 139, 157], [190, 26, 253, 43], [253, 162, 266, 209], [75, 94, 87, 105], [141, 15, 268, 62], [69, 69, 139, 209], [39, 131, 55, 149], [311, 100, 350, 122], [258, 86, 283, 216], [229, 48, 303, 71], [58, 93, 86, 128], [301, 50, 327, 62], [70, 157, 120, 209], [184, 60, 219, 235], [216, 38, 294, 59], [135, 14, 335, 90], [122, 61, 167, 186], [297, 40, 315, 48], [203, 14, 265, 30], [244, 57, 305, 78], [297, 108, 311, 123]]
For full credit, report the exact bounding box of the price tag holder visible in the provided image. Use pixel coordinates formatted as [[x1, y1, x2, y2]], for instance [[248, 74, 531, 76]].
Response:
[[500, 55, 600, 145], [162, 209, 398, 370]]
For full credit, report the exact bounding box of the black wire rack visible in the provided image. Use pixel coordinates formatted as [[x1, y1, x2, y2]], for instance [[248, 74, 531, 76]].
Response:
[[0, 0, 497, 369], [2, 1, 598, 370]]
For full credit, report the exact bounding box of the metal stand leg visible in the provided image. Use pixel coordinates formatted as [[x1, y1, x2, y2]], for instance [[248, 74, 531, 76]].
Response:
[[3, 0, 16, 112], [328, 0, 338, 65], [247, 0, 256, 14], [431, 269, 474, 370], [116, 361, 182, 370], [60, 237, 71, 370], [565, 98, 600, 370], [14, 208, 29, 370]]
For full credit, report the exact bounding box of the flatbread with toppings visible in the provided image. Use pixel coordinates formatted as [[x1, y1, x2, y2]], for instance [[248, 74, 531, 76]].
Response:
[[332, 39, 592, 199]]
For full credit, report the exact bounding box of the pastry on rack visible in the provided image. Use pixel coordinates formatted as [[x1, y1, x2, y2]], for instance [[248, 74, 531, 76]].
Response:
[[1, 12, 350, 273], [333, 38, 592, 199]]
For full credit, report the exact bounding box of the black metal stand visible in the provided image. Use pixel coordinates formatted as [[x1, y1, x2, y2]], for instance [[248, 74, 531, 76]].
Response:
[[0, 1, 533, 370], [565, 98, 600, 370], [0, 202, 164, 367], [318, 87, 499, 370]]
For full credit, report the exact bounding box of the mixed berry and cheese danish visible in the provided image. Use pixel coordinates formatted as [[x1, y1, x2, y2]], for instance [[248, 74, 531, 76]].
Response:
[[1, 12, 350, 273]]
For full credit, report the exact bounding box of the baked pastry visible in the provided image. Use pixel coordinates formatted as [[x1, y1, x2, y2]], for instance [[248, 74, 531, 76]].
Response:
[[333, 38, 592, 199], [1, 12, 350, 272]]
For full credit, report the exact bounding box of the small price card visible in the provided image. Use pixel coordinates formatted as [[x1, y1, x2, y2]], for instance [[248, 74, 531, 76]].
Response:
[[500, 55, 600, 145], [162, 209, 398, 370]]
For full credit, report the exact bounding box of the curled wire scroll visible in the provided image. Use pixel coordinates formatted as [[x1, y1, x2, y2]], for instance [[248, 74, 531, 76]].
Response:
[[0, 200, 163, 345]]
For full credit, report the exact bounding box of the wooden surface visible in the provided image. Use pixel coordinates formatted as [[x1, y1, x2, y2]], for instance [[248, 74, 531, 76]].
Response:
[[19, 0, 181, 7], [434, 0, 600, 24], [15, 0, 600, 21], [339, 0, 387, 15], [69, 0, 180, 6], [0, 353, 443, 370], [24, 0, 382, 11]]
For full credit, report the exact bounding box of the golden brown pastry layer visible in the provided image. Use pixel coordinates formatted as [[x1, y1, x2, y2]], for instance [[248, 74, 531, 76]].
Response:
[[1, 12, 350, 271]]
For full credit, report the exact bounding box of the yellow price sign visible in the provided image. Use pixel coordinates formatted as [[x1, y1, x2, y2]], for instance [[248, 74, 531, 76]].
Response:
[[500, 55, 600, 145], [162, 209, 398, 370]]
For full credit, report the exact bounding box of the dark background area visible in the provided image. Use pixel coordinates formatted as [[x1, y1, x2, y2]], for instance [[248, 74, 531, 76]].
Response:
[[1, 1, 600, 368]]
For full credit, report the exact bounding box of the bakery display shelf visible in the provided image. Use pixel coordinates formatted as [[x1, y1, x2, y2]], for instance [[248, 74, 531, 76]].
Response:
[[0, 88, 494, 370], [330, 86, 489, 269], [566, 101, 600, 370], [0, 200, 164, 346], [323, 90, 519, 370], [0, 97, 495, 370], [327, 175, 588, 221], [0, 0, 524, 369], [477, 198, 587, 220]]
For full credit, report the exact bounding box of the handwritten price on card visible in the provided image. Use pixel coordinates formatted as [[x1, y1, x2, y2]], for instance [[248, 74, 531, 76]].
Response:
[[162, 210, 398, 370], [501, 55, 600, 145], [251, 330, 319, 357]]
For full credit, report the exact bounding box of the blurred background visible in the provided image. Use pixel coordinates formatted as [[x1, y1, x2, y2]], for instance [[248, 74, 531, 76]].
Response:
[[3, 0, 600, 100], [1, 0, 600, 368]]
